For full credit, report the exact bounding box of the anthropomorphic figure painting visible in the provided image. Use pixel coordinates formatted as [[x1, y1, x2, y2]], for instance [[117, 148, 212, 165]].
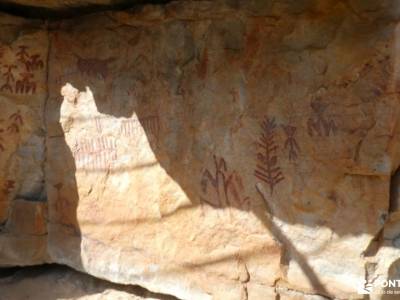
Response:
[[15, 72, 36, 94], [282, 124, 300, 161], [1, 64, 17, 93]]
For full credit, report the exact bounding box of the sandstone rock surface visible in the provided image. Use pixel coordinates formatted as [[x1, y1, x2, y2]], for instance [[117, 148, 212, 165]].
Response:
[[1, 0, 143, 11], [0, 265, 176, 300], [0, 14, 48, 266], [1, 1, 400, 300], [0, 0, 138, 9]]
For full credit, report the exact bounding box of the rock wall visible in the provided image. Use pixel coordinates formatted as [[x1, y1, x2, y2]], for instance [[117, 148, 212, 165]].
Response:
[[0, 265, 176, 300], [0, 14, 48, 266], [2, 1, 400, 299]]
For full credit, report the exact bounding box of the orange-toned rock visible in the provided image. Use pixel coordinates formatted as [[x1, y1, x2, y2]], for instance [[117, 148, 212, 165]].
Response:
[[2, 1, 400, 300], [44, 1, 400, 299], [0, 199, 48, 266], [0, 0, 131, 9], [0, 13, 48, 267], [0, 265, 175, 300]]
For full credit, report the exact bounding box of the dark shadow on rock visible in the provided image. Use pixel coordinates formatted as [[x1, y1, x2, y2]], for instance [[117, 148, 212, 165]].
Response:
[[0, 264, 177, 300], [43, 1, 400, 298], [45, 67, 82, 273]]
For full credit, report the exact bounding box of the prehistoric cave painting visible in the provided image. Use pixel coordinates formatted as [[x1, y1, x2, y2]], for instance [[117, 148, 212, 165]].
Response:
[[120, 118, 143, 138], [282, 124, 300, 161], [0, 46, 43, 95], [200, 155, 250, 213], [126, 78, 148, 102], [72, 136, 117, 170], [0, 128, 4, 152], [16, 46, 30, 64], [139, 115, 160, 140], [2, 180, 15, 195], [25, 54, 44, 72], [0, 64, 17, 93], [307, 100, 337, 137], [74, 54, 115, 80], [255, 117, 284, 195], [53, 182, 80, 231], [243, 24, 261, 73], [15, 72, 36, 94], [94, 116, 103, 133], [120, 115, 160, 144], [196, 48, 208, 80], [7, 110, 23, 133], [16, 46, 43, 72]]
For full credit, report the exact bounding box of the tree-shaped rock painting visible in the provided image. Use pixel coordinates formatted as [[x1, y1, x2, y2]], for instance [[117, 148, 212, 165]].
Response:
[[307, 100, 336, 137], [255, 117, 284, 195], [200, 155, 250, 210]]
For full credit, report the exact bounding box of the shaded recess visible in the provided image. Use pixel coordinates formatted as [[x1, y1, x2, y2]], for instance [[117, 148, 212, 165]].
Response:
[[0, 264, 177, 299], [0, 0, 172, 19]]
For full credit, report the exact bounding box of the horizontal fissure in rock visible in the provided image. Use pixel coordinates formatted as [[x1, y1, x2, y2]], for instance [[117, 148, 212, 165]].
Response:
[[0, 0, 172, 19], [0, 264, 178, 300]]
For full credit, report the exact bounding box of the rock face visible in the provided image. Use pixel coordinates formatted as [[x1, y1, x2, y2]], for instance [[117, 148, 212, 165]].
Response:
[[1, 0, 127, 8], [2, 1, 400, 299], [0, 265, 176, 300], [0, 14, 48, 266]]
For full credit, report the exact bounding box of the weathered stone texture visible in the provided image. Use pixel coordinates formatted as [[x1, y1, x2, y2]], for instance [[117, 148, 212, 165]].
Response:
[[0, 265, 176, 300], [1, 0, 133, 9], [2, 0, 400, 299], [0, 14, 48, 266]]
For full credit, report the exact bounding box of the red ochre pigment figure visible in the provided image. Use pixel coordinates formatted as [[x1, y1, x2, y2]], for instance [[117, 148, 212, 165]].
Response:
[[196, 47, 208, 80], [2, 180, 15, 195], [307, 100, 337, 137], [255, 117, 284, 195], [25, 54, 44, 72], [282, 124, 300, 161], [16, 45, 30, 64], [0, 45, 43, 94], [0, 128, 4, 152], [7, 110, 23, 133], [119, 115, 160, 145], [200, 155, 250, 211], [1, 64, 17, 93], [15, 71, 36, 94], [74, 54, 115, 80], [72, 137, 117, 170]]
